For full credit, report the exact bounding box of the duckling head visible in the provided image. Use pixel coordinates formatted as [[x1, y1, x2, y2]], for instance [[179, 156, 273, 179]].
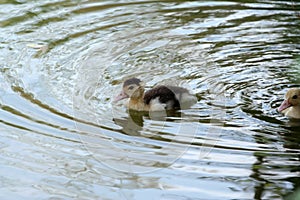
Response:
[[278, 88, 300, 112], [114, 78, 145, 102]]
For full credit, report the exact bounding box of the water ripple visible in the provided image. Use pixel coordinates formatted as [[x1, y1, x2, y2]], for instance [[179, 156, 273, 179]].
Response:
[[1, 0, 300, 199]]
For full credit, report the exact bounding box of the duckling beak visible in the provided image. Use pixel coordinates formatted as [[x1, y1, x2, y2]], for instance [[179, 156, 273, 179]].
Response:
[[113, 91, 129, 103], [278, 99, 291, 112]]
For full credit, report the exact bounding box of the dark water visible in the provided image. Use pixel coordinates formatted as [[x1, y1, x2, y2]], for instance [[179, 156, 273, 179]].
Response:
[[1, 0, 300, 199]]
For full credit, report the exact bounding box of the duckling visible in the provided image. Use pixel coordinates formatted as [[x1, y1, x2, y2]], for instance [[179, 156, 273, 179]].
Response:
[[278, 88, 300, 119], [114, 77, 197, 111]]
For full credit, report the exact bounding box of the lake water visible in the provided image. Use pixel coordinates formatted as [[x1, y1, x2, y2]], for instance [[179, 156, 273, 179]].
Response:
[[1, 0, 300, 199]]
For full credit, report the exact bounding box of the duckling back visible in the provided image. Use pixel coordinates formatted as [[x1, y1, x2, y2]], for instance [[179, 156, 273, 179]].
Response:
[[144, 85, 197, 110]]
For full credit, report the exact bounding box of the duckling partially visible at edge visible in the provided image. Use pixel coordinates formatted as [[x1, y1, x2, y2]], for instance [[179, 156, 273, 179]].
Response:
[[114, 77, 197, 111], [278, 88, 300, 119]]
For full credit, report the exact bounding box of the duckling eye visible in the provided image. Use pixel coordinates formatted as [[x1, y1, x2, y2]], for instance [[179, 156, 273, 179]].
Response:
[[128, 86, 134, 90], [292, 95, 298, 99]]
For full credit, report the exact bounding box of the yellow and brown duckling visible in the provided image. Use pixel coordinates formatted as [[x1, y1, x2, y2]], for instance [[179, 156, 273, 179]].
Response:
[[278, 88, 300, 119], [114, 78, 197, 111]]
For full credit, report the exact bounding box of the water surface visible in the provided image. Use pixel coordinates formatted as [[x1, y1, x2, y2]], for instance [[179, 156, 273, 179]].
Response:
[[1, 0, 300, 199]]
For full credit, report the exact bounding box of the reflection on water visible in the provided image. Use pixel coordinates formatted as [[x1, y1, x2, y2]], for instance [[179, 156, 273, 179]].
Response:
[[1, 0, 300, 199]]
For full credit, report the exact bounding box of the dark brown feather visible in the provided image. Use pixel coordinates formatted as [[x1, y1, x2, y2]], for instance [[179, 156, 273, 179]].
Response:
[[123, 78, 142, 87], [143, 86, 180, 109]]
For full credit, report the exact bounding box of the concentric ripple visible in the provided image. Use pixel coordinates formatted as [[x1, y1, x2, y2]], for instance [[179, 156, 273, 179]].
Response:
[[1, 0, 300, 199]]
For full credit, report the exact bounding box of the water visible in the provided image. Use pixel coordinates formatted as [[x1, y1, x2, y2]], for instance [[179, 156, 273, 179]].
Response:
[[1, 0, 300, 199]]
